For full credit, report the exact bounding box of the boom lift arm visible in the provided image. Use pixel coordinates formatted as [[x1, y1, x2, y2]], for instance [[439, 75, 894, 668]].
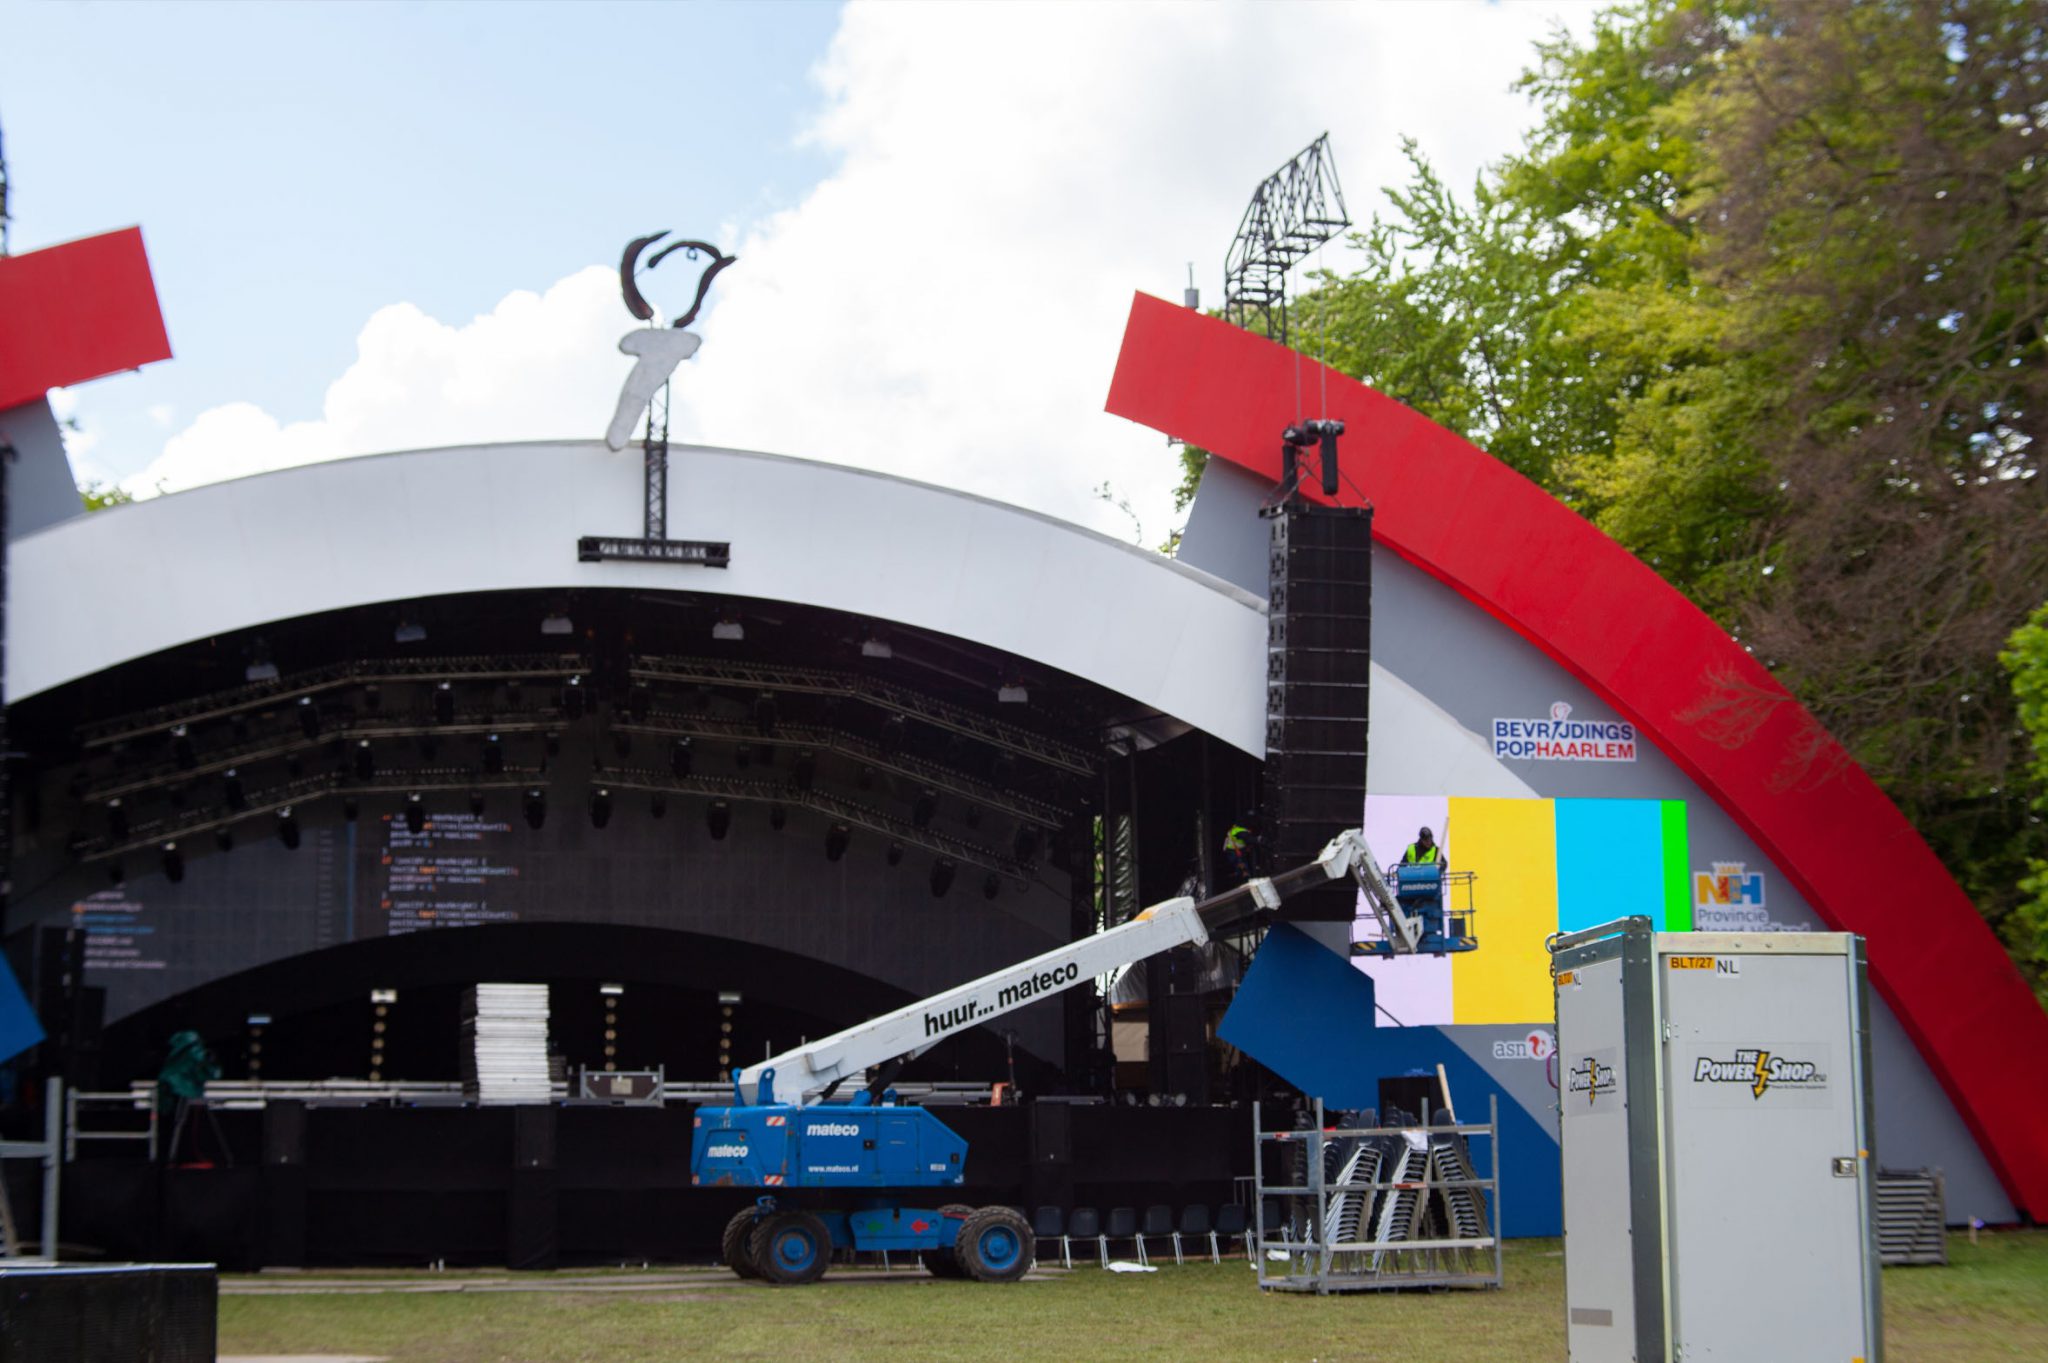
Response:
[[736, 826, 1400, 1107]]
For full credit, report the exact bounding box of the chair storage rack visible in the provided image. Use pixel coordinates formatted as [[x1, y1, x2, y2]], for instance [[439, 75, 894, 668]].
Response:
[[1251, 1096, 1502, 1294]]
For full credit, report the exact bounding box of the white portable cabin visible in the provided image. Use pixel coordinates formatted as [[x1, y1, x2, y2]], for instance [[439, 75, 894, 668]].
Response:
[[1549, 919, 1881, 1362]]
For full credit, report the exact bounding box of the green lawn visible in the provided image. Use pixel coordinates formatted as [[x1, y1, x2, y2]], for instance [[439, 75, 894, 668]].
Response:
[[218, 1231, 2048, 1363]]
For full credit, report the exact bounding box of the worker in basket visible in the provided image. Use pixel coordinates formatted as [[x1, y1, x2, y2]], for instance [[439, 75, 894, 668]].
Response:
[[1401, 826, 1444, 868]]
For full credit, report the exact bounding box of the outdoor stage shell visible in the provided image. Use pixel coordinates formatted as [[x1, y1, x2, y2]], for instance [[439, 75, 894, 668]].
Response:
[[6, 306, 2043, 1231]]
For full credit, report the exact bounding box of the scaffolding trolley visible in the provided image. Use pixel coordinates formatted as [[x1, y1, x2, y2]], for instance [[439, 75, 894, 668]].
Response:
[[1251, 1096, 1502, 1294]]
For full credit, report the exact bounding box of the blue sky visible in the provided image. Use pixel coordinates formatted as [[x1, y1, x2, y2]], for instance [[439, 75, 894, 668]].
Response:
[[2, 1, 1597, 535], [2, 0, 840, 474]]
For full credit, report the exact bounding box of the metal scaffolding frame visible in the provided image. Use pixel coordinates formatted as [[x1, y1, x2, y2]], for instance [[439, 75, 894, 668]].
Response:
[[1222, 134, 1351, 345], [1252, 1096, 1502, 1294]]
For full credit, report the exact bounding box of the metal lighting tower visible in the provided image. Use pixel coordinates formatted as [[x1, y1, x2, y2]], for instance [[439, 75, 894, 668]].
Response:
[[1222, 134, 1350, 345]]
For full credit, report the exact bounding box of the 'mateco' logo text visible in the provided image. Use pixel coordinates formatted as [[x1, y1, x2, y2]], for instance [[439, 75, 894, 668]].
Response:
[[922, 962, 1081, 1038], [805, 1122, 861, 1138], [1565, 1055, 1617, 1105], [1693, 1048, 1826, 1100], [704, 1142, 748, 1159]]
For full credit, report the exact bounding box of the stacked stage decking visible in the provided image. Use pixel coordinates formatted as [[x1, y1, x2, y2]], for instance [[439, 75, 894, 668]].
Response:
[[461, 983, 551, 1105]]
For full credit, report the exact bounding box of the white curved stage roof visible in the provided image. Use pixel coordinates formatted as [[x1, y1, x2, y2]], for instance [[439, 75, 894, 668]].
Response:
[[11, 441, 1270, 746]]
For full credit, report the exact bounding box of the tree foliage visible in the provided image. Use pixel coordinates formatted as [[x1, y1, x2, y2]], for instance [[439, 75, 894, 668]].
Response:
[[1277, 0, 2048, 990]]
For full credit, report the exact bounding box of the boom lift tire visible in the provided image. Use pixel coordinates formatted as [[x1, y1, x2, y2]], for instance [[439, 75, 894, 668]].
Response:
[[920, 1205, 975, 1278], [749, 1209, 832, 1286], [956, 1205, 1034, 1283], [721, 1207, 763, 1279]]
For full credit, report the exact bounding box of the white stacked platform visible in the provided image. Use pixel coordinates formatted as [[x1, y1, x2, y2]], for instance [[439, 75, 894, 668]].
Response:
[[461, 983, 552, 1105]]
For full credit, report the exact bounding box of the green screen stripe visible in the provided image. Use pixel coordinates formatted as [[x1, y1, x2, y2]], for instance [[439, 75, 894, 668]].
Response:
[[1661, 800, 1692, 930]]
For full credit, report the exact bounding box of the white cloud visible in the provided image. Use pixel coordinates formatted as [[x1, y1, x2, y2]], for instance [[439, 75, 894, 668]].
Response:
[[125, 267, 631, 496], [133, 1, 1595, 537]]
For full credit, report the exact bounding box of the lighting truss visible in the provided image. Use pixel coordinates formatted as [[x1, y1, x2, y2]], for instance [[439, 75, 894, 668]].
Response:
[[77, 766, 548, 862], [612, 710, 1070, 831], [80, 653, 591, 749], [593, 769, 1032, 882], [1222, 133, 1351, 345], [631, 655, 1097, 776]]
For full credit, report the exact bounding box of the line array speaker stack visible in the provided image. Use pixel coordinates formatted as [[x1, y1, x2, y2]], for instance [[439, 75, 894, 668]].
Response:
[[1262, 500, 1373, 919], [461, 984, 552, 1105]]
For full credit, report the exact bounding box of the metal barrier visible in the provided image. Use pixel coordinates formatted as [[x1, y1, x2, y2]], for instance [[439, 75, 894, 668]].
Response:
[[1252, 1095, 1502, 1294], [0, 1079, 63, 1257]]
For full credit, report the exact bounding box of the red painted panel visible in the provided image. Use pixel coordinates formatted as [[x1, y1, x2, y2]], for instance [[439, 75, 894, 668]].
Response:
[[0, 228, 172, 410], [1108, 291, 2048, 1216]]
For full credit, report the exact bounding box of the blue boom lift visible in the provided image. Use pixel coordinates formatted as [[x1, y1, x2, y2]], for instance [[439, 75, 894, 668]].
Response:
[[693, 826, 1407, 1284]]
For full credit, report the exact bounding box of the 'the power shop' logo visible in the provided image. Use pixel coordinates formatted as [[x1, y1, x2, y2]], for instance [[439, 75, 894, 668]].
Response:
[[1693, 1047, 1827, 1100], [1565, 1055, 1616, 1105]]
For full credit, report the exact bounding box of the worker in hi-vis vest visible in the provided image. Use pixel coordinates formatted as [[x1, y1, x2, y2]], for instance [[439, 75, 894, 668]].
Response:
[[1401, 827, 1442, 866], [1222, 820, 1254, 881]]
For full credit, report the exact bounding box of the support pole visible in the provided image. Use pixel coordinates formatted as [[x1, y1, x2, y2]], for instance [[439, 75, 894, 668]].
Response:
[[41, 1077, 59, 1258]]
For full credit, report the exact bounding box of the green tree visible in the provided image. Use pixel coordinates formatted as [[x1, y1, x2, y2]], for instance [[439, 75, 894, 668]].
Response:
[[2003, 604, 2048, 1000], [78, 480, 134, 511]]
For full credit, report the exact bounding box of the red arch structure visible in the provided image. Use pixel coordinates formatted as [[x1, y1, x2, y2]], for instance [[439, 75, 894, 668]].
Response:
[[1107, 291, 2048, 1218]]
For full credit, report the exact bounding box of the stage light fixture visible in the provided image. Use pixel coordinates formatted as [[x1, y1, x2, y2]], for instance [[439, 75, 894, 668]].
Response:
[[162, 842, 184, 883], [469, 790, 486, 817], [754, 742, 775, 768], [858, 764, 876, 791], [964, 804, 982, 830], [613, 730, 633, 760], [394, 618, 427, 644], [416, 735, 439, 762], [649, 793, 667, 819], [860, 632, 892, 659], [670, 737, 693, 777], [299, 696, 320, 739], [880, 715, 906, 752], [523, 789, 547, 830], [769, 804, 787, 831], [754, 692, 778, 735], [277, 807, 301, 850], [405, 795, 425, 835], [982, 872, 1001, 900], [629, 686, 651, 723], [216, 828, 234, 853], [706, 799, 731, 840], [540, 608, 575, 637], [545, 731, 562, 757], [912, 788, 938, 829], [712, 615, 745, 641], [887, 840, 905, 867], [600, 983, 625, 997], [998, 681, 1029, 704], [246, 657, 280, 685], [223, 769, 247, 812], [343, 797, 360, 822], [563, 676, 586, 719], [434, 682, 455, 725], [1014, 826, 1041, 862], [107, 799, 128, 840], [825, 823, 850, 861], [735, 744, 751, 771], [929, 857, 956, 898], [484, 734, 505, 774], [172, 724, 196, 769], [355, 740, 375, 780], [589, 787, 612, 829], [793, 748, 816, 790]]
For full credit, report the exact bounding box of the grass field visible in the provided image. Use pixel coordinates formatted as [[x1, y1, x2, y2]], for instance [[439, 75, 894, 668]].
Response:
[[218, 1230, 2048, 1363]]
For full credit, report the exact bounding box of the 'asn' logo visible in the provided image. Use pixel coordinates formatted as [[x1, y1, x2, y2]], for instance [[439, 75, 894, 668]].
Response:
[[1492, 1029, 1554, 1061]]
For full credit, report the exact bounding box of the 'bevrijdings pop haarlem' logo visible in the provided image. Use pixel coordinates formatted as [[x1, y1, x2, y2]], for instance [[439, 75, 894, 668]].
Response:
[[1492, 701, 1637, 763]]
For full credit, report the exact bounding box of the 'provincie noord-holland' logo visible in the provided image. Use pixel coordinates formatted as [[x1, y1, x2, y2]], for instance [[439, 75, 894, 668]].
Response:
[[1492, 701, 1637, 763]]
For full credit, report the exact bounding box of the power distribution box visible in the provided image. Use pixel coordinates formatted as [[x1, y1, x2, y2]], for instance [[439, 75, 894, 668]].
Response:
[[1550, 919, 1881, 1363]]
